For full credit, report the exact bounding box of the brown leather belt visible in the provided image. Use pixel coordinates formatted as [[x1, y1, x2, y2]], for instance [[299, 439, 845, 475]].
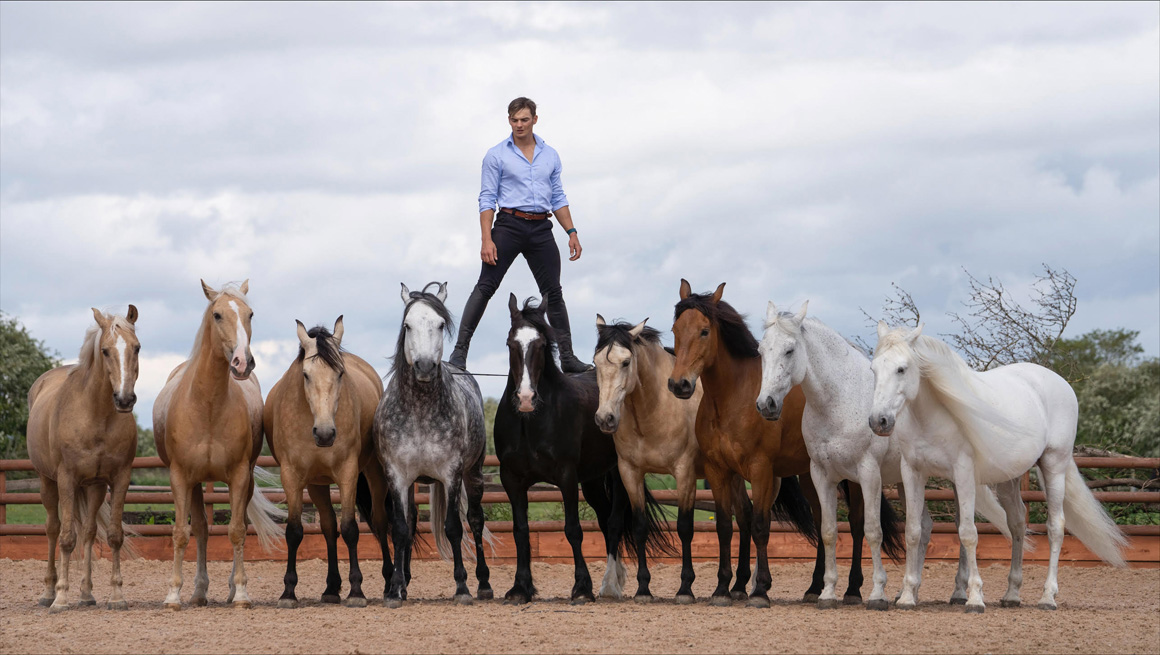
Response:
[[500, 208, 550, 220]]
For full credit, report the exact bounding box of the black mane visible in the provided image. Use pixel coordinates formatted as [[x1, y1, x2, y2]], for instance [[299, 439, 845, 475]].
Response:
[[391, 285, 456, 374], [673, 292, 760, 359], [298, 325, 345, 373], [595, 321, 663, 358]]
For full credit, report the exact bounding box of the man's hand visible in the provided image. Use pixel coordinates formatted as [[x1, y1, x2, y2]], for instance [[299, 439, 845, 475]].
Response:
[[568, 233, 582, 261], [481, 238, 498, 265]]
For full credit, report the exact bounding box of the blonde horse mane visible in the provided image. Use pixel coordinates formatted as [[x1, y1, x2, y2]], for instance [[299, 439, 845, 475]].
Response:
[[77, 311, 137, 374], [879, 329, 1030, 480], [189, 283, 250, 360]]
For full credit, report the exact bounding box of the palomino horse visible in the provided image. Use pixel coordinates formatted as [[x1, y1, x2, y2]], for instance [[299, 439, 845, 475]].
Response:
[[375, 283, 494, 607], [669, 280, 884, 607], [265, 316, 393, 608], [495, 296, 670, 604], [153, 280, 284, 609], [27, 307, 141, 611], [870, 323, 1126, 612], [593, 316, 756, 603]]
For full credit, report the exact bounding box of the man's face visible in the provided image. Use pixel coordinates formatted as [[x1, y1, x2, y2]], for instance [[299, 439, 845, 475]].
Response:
[[509, 108, 537, 139]]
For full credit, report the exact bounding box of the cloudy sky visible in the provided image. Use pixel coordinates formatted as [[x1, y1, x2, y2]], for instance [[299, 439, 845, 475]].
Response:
[[2, 2, 1157, 426]]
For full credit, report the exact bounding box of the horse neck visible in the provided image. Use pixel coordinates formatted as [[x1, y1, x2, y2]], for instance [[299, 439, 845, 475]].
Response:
[[799, 320, 861, 408], [627, 342, 673, 421], [700, 341, 758, 407], [190, 316, 232, 401]]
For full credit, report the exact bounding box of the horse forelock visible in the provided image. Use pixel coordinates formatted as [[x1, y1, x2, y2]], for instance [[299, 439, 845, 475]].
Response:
[[513, 299, 561, 374], [390, 291, 454, 374], [673, 293, 759, 359], [79, 312, 137, 373], [298, 325, 345, 374], [595, 321, 662, 356], [189, 284, 251, 360]]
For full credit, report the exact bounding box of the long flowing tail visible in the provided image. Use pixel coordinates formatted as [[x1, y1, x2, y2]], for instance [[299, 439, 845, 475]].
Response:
[[457, 486, 497, 561], [876, 490, 906, 563], [772, 476, 819, 547], [247, 466, 287, 552], [973, 482, 1014, 541], [76, 490, 141, 560], [1063, 462, 1127, 567], [429, 481, 454, 561]]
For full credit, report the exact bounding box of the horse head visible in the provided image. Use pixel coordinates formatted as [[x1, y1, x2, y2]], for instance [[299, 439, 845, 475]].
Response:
[[756, 301, 809, 421], [399, 282, 451, 383], [868, 321, 924, 436], [506, 294, 556, 413], [201, 279, 255, 380], [91, 305, 141, 413], [296, 317, 345, 447], [668, 279, 725, 399], [592, 315, 650, 433]]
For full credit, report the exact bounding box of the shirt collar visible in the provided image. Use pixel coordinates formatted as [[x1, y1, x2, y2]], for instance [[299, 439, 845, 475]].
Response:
[[506, 133, 546, 148]]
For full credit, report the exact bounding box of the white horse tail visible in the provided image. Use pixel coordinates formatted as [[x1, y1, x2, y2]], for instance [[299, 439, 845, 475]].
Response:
[[972, 483, 1012, 541], [247, 466, 287, 552], [457, 485, 497, 561], [77, 491, 141, 560], [1063, 461, 1127, 567], [429, 481, 454, 561]]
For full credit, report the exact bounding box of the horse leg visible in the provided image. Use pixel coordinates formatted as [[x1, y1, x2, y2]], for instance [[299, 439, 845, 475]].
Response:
[[952, 465, 985, 613], [338, 466, 368, 608], [797, 472, 825, 602], [464, 465, 492, 600], [730, 473, 754, 601], [895, 460, 927, 609], [674, 463, 698, 604], [995, 478, 1026, 608], [812, 465, 842, 610], [844, 480, 867, 604], [443, 473, 473, 605], [225, 468, 254, 609], [278, 474, 305, 609], [164, 471, 193, 610], [949, 484, 969, 605], [308, 484, 343, 604], [77, 483, 104, 606], [1038, 463, 1067, 610], [500, 467, 535, 604], [383, 474, 413, 608], [858, 466, 889, 611], [894, 483, 934, 602], [705, 465, 735, 606], [596, 475, 629, 600], [107, 467, 131, 610], [619, 466, 649, 602], [361, 461, 396, 595], [560, 470, 594, 604], [189, 485, 210, 606], [39, 475, 61, 607]]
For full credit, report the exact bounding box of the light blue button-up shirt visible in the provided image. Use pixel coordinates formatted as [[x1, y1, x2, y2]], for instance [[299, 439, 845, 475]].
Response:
[[478, 133, 569, 215]]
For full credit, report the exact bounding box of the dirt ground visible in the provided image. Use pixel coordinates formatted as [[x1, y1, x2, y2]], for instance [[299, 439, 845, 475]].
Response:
[[1, 557, 1157, 654]]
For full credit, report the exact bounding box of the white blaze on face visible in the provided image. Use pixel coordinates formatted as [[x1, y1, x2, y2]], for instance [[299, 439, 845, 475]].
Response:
[[114, 333, 128, 394], [229, 300, 249, 369], [514, 326, 539, 408]]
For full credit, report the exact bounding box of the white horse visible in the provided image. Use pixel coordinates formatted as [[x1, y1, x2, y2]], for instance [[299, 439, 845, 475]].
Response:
[[757, 302, 1015, 610], [869, 323, 1127, 612]]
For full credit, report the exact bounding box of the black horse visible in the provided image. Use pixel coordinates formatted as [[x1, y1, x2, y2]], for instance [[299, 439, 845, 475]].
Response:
[[494, 295, 669, 604]]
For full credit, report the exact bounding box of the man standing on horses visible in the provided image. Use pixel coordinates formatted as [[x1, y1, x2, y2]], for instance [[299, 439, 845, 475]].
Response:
[[449, 97, 593, 373]]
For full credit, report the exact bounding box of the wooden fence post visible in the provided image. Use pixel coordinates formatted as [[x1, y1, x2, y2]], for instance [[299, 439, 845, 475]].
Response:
[[0, 470, 7, 525]]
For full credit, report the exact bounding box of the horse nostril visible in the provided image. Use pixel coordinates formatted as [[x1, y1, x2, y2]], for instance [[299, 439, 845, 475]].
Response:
[[879, 417, 887, 427]]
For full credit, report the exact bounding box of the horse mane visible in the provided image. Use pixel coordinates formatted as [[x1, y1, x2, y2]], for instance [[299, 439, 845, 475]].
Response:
[[878, 328, 1030, 479], [77, 311, 136, 374], [674, 293, 759, 359], [298, 325, 345, 374], [189, 283, 250, 360], [390, 284, 455, 375], [515, 297, 562, 373], [595, 321, 663, 356]]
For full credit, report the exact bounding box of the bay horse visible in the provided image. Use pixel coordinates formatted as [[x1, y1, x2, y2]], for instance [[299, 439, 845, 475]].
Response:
[[375, 282, 494, 607], [669, 280, 885, 607], [27, 306, 141, 611], [870, 323, 1126, 611], [264, 316, 393, 608], [495, 295, 670, 604], [152, 280, 284, 609], [593, 315, 757, 603]]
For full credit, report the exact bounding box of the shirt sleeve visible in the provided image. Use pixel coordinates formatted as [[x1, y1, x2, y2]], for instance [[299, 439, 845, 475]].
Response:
[[478, 150, 501, 214], [549, 151, 569, 212]]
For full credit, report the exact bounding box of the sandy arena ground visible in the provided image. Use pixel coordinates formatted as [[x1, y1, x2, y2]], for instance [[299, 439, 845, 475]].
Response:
[[1, 558, 1157, 654]]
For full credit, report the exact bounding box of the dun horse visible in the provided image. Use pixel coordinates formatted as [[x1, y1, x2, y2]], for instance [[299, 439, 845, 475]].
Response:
[[264, 316, 393, 608], [593, 316, 755, 603], [153, 280, 284, 609], [669, 280, 887, 607], [27, 307, 141, 611]]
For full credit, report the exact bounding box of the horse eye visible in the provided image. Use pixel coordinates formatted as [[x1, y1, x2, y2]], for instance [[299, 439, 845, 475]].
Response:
[[786, 349, 794, 356], [338, 371, 344, 379], [213, 312, 222, 321], [438, 322, 445, 330], [134, 346, 141, 354], [249, 312, 254, 320], [897, 366, 905, 375], [303, 372, 310, 381], [621, 360, 630, 368], [101, 349, 110, 356], [700, 329, 709, 337]]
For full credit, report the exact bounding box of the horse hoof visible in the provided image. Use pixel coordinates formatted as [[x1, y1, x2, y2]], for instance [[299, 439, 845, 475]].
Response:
[[866, 599, 890, 611], [965, 603, 985, 614], [37, 597, 53, 608], [896, 602, 917, 610], [817, 598, 840, 610], [78, 598, 96, 607], [1001, 599, 1021, 608], [48, 604, 70, 614], [503, 595, 528, 606], [802, 592, 820, 603], [634, 594, 654, 605], [949, 596, 967, 605], [191, 597, 208, 607], [477, 588, 494, 601], [233, 600, 252, 610], [454, 594, 474, 606], [746, 596, 770, 609], [321, 594, 342, 605], [164, 602, 181, 611], [730, 590, 748, 602], [277, 598, 298, 609], [344, 596, 368, 608], [1037, 602, 1057, 611], [709, 595, 732, 607], [570, 595, 592, 606], [384, 598, 404, 609], [675, 594, 695, 605], [843, 595, 862, 606], [107, 600, 129, 611]]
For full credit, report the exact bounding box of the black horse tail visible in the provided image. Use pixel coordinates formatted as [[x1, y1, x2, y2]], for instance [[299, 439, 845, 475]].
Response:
[[588, 470, 676, 560], [772, 475, 819, 547], [879, 491, 905, 563], [355, 471, 425, 556], [626, 485, 679, 559]]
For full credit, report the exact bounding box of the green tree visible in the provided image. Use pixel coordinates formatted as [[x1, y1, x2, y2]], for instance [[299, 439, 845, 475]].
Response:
[[0, 312, 61, 459], [483, 397, 498, 455]]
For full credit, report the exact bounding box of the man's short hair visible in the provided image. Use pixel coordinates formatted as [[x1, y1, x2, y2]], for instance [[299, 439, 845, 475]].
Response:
[[508, 97, 537, 117]]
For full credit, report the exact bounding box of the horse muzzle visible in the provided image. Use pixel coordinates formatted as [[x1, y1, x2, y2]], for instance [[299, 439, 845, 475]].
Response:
[[230, 356, 255, 380], [413, 359, 439, 383], [113, 393, 137, 413], [595, 412, 619, 434], [667, 377, 696, 400], [313, 426, 337, 448], [869, 414, 895, 437], [756, 396, 781, 421]]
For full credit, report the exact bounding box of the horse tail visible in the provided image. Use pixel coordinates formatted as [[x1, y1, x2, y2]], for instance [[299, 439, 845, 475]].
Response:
[[608, 472, 676, 560], [77, 489, 141, 560], [772, 476, 818, 547], [877, 490, 905, 563], [354, 472, 386, 546], [1063, 461, 1127, 567], [972, 482, 1014, 541], [247, 466, 287, 552], [429, 481, 454, 561]]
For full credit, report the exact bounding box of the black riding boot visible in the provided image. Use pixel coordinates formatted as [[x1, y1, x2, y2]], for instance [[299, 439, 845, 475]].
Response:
[[546, 298, 593, 373], [450, 287, 489, 370]]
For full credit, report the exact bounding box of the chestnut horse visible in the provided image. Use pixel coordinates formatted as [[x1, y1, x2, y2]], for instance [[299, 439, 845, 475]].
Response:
[[27, 307, 141, 611], [153, 280, 284, 609], [669, 280, 887, 607]]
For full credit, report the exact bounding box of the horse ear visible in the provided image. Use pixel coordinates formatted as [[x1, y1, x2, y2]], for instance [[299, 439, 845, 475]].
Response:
[[679, 278, 692, 300], [239, 279, 249, 296], [596, 314, 606, 327], [295, 320, 310, 347], [710, 282, 726, 304], [508, 293, 520, 318], [765, 301, 778, 326], [400, 283, 411, 305], [794, 300, 809, 324], [126, 304, 139, 325], [436, 282, 448, 303], [332, 315, 344, 346], [91, 307, 109, 329], [905, 324, 924, 343], [877, 320, 889, 341], [201, 279, 216, 301], [629, 318, 648, 339]]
